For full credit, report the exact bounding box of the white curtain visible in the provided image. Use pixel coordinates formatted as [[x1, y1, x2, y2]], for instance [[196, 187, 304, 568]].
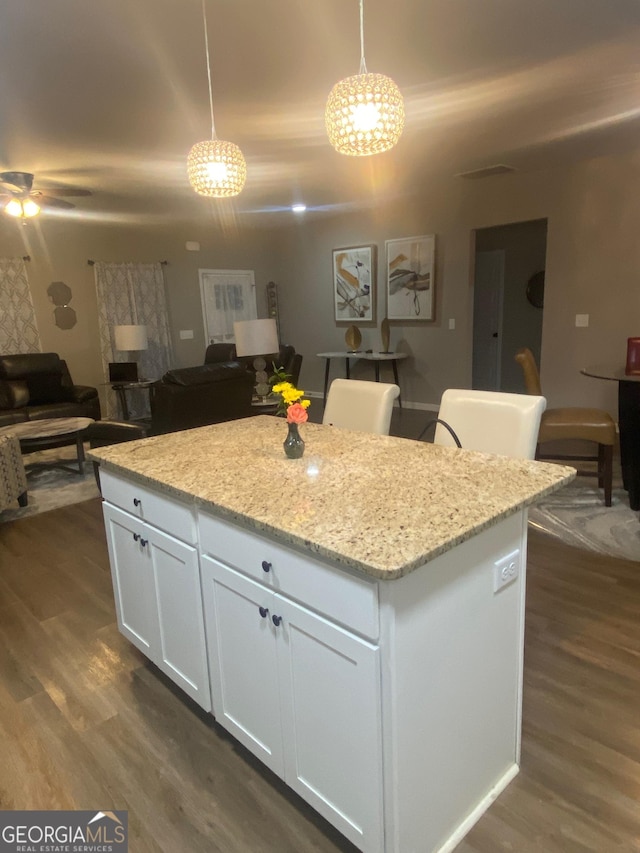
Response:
[[94, 261, 174, 419], [0, 257, 42, 353]]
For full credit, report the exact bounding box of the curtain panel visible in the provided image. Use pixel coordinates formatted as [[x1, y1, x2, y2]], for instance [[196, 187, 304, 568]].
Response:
[[94, 261, 174, 418], [0, 257, 42, 354]]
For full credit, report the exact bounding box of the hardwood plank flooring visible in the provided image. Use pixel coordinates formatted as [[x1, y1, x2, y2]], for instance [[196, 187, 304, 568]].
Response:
[[1, 498, 639, 852]]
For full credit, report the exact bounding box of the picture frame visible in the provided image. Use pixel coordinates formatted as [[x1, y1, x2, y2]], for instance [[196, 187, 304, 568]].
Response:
[[385, 235, 436, 321], [333, 244, 376, 323]]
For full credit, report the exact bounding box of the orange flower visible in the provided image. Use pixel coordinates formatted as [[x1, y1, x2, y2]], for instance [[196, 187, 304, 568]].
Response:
[[286, 402, 309, 424]]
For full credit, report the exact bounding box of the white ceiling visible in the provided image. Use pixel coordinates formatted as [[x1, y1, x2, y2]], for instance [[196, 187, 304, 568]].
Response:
[[2, 0, 640, 227]]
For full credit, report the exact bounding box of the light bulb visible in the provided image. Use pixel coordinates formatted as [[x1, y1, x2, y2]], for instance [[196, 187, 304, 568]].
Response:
[[5, 199, 23, 217], [22, 199, 40, 218]]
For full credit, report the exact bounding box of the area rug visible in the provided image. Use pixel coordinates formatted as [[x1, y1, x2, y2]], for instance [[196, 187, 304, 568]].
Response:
[[529, 479, 640, 563], [0, 445, 100, 523]]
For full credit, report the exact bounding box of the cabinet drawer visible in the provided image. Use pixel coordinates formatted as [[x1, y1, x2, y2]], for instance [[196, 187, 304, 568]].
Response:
[[101, 469, 197, 544], [198, 511, 379, 640]]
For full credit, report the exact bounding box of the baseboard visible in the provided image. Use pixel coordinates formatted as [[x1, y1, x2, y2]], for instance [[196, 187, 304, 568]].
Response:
[[435, 763, 520, 853]]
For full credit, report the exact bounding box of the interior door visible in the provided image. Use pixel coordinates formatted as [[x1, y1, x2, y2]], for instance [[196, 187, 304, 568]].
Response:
[[472, 250, 505, 391]]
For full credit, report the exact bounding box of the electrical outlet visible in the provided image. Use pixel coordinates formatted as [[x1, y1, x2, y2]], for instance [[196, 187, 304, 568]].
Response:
[[493, 549, 520, 593], [575, 314, 589, 327], [179, 329, 194, 340], [448, 318, 456, 330]]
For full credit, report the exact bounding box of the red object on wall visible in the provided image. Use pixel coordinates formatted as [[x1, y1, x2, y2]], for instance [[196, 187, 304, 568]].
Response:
[[625, 337, 640, 375]]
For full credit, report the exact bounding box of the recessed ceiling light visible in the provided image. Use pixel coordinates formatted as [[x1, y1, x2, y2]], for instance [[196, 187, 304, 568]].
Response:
[[291, 204, 306, 213]]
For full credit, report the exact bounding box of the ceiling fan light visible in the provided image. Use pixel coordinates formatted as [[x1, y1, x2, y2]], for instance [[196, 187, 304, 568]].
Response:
[[5, 198, 24, 217], [187, 139, 247, 198], [22, 199, 40, 217], [325, 72, 405, 156]]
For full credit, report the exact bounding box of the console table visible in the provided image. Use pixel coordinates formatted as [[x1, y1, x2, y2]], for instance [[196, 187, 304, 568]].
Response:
[[581, 365, 640, 511], [317, 351, 408, 407]]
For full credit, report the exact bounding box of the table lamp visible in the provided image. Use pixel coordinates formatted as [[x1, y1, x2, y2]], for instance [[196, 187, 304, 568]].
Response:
[[234, 318, 279, 399], [114, 324, 148, 379]]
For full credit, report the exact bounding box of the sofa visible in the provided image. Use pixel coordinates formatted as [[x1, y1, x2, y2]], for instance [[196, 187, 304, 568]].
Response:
[[87, 361, 254, 448], [0, 352, 101, 428], [204, 342, 303, 386]]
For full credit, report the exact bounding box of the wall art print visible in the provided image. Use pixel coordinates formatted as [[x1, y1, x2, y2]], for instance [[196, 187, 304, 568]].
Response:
[[333, 245, 375, 323], [386, 235, 435, 321]]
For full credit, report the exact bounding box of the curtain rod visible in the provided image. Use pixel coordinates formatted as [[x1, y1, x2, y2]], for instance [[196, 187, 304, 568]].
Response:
[[87, 259, 168, 266]]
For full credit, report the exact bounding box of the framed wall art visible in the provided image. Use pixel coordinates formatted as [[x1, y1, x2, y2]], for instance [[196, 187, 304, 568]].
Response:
[[386, 234, 435, 321], [333, 244, 376, 323]]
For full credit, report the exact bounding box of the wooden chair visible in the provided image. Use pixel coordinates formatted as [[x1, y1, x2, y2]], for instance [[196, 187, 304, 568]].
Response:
[[434, 389, 546, 460], [515, 347, 615, 505], [322, 379, 400, 435]]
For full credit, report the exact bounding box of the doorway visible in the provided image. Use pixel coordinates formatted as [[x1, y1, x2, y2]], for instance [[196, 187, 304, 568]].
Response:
[[472, 219, 547, 392]]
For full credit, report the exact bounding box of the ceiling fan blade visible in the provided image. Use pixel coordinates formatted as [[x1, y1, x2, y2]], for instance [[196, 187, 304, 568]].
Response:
[[37, 195, 75, 210], [38, 186, 92, 197], [0, 171, 34, 193]]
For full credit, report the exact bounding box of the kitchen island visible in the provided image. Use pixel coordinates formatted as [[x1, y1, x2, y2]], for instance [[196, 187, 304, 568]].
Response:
[[89, 416, 574, 853]]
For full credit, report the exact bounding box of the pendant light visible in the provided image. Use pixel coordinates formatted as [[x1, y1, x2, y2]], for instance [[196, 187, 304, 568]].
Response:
[[325, 0, 404, 157], [187, 0, 246, 198]]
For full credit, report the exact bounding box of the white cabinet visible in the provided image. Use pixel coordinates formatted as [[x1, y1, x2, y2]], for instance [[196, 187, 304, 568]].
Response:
[[101, 473, 210, 712], [201, 555, 384, 853]]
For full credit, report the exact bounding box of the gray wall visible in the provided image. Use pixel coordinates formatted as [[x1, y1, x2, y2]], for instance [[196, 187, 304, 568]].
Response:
[[2, 145, 640, 419]]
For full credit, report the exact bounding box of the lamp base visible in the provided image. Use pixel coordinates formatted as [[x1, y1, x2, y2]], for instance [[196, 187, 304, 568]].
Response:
[[254, 356, 270, 398]]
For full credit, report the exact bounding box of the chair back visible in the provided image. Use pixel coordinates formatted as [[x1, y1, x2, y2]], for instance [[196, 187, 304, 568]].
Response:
[[322, 379, 400, 436], [435, 388, 546, 459], [514, 347, 543, 395]]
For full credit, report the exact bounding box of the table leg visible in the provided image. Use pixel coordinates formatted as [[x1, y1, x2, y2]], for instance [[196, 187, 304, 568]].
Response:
[[76, 432, 86, 475], [374, 362, 380, 382], [115, 386, 130, 421], [391, 359, 403, 409], [345, 358, 351, 380], [323, 359, 331, 406], [618, 380, 640, 511]]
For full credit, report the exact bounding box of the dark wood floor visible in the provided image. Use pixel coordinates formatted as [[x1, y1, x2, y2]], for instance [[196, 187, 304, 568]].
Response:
[[1, 494, 639, 852]]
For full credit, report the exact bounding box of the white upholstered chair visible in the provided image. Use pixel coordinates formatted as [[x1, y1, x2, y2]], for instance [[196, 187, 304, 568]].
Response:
[[322, 379, 400, 436], [0, 433, 28, 510], [434, 389, 547, 460]]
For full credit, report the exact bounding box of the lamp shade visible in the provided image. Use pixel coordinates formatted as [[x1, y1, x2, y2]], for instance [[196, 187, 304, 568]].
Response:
[[233, 319, 279, 357], [114, 324, 148, 352]]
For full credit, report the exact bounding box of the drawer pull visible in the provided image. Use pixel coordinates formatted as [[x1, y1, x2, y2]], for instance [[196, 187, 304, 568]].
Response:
[[258, 606, 269, 618], [271, 614, 282, 627], [140, 538, 148, 548], [133, 532, 140, 542], [261, 560, 272, 573], [133, 498, 141, 507]]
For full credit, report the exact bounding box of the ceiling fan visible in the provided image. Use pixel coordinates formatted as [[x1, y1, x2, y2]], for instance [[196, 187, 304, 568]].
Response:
[[0, 171, 91, 218]]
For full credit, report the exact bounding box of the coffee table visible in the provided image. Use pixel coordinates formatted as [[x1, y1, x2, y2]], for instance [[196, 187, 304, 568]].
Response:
[[0, 417, 95, 475]]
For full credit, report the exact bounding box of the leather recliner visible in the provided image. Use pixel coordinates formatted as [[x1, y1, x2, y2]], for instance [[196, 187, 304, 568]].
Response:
[[0, 352, 101, 428]]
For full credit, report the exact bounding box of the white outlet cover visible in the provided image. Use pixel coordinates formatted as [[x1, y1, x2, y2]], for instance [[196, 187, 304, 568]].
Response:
[[575, 313, 589, 327], [179, 329, 194, 340], [493, 549, 520, 593]]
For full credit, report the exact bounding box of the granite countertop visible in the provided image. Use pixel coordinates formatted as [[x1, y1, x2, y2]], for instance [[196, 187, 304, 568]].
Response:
[[88, 416, 575, 580]]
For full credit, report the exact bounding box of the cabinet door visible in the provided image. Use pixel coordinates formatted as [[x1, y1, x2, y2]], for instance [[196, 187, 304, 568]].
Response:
[[201, 556, 284, 777], [148, 527, 211, 712], [102, 503, 158, 658], [274, 595, 384, 853]]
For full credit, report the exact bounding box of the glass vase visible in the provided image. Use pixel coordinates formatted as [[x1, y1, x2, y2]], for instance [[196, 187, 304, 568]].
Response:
[[283, 422, 305, 459]]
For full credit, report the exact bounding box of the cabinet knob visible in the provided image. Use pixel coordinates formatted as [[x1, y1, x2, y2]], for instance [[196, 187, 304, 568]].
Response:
[[259, 606, 269, 618], [133, 498, 141, 507], [133, 532, 140, 542], [271, 614, 282, 627], [140, 538, 148, 547], [261, 560, 272, 573]]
